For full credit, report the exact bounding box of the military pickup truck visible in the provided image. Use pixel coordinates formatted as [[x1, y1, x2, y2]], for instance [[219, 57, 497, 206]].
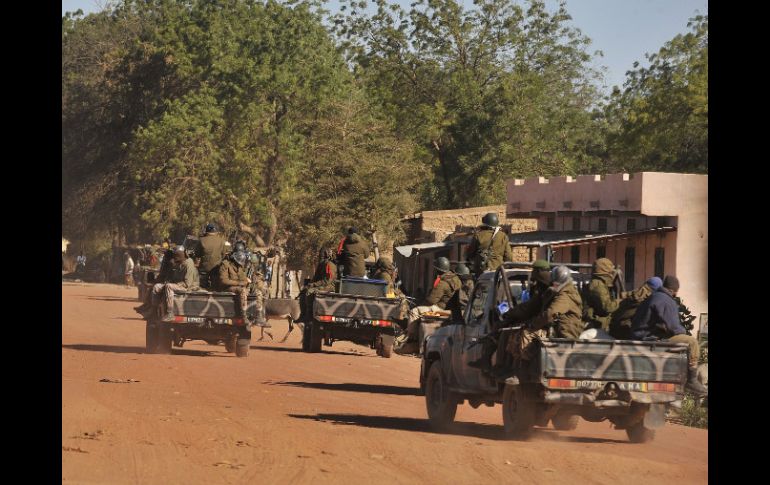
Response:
[[144, 291, 259, 357], [302, 277, 406, 358], [420, 263, 689, 443]]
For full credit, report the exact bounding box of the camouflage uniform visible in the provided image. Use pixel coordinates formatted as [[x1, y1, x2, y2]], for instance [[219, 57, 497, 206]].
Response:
[[507, 280, 583, 360], [215, 258, 252, 317], [584, 258, 621, 331], [609, 282, 656, 339], [338, 233, 371, 277], [407, 271, 461, 338], [465, 226, 513, 276], [151, 257, 200, 312]]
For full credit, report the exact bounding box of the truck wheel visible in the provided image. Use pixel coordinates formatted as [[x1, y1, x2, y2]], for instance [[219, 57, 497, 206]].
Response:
[[145, 323, 158, 354], [225, 335, 237, 353], [235, 338, 250, 358], [308, 322, 323, 353], [425, 361, 457, 430], [626, 421, 656, 443], [502, 385, 535, 439], [551, 413, 579, 431], [156, 323, 173, 355]]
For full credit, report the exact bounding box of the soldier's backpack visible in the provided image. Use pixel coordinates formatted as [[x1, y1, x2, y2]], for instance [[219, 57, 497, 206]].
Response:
[[477, 226, 501, 271]]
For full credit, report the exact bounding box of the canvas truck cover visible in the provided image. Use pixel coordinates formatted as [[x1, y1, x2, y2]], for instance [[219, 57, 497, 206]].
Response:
[[538, 339, 689, 384], [172, 291, 260, 319], [312, 292, 406, 322]]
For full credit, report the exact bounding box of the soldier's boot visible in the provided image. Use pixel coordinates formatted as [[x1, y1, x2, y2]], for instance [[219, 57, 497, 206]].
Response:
[[161, 309, 175, 322], [686, 367, 708, 396]]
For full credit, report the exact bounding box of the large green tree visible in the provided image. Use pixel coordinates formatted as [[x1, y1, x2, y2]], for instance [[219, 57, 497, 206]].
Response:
[[334, 0, 606, 208], [604, 15, 708, 173]]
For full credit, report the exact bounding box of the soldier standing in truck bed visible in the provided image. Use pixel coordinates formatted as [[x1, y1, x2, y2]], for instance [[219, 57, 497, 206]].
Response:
[[465, 212, 512, 276], [337, 227, 370, 278], [194, 223, 227, 288], [584, 258, 623, 331]]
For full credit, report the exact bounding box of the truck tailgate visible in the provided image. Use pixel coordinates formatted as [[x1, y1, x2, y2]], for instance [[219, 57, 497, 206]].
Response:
[[172, 291, 260, 318], [312, 292, 406, 321], [539, 339, 688, 383]]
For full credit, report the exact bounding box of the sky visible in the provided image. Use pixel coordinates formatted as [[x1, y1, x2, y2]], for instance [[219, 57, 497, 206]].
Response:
[[62, 0, 707, 92]]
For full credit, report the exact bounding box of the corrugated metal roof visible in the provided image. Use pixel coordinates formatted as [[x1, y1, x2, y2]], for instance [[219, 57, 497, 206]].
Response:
[[508, 227, 676, 247]]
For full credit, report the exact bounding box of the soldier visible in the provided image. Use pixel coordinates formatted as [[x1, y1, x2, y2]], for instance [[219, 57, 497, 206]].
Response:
[[468, 259, 552, 372], [193, 223, 227, 288], [140, 246, 200, 322], [337, 227, 371, 277], [584, 257, 623, 331], [403, 257, 461, 342], [630, 275, 707, 396], [215, 250, 265, 325], [454, 263, 474, 317], [465, 212, 513, 276], [372, 257, 399, 296], [298, 248, 338, 323], [504, 265, 583, 372], [608, 276, 662, 339]]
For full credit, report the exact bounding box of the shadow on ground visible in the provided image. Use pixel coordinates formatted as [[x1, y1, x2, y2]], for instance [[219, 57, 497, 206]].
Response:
[[288, 413, 630, 444], [61, 343, 224, 357], [83, 296, 140, 302], [250, 345, 369, 357], [268, 381, 422, 396]]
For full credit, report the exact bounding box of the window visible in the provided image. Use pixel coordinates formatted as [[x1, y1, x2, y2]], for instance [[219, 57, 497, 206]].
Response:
[[654, 247, 665, 278], [626, 218, 637, 232], [546, 216, 555, 230], [598, 218, 607, 232], [571, 246, 580, 263], [624, 247, 635, 287], [596, 245, 606, 258], [469, 282, 490, 322], [656, 216, 670, 227], [572, 217, 581, 230]]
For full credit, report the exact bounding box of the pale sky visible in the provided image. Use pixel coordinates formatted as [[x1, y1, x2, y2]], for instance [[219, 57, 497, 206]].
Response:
[[62, 0, 708, 93]]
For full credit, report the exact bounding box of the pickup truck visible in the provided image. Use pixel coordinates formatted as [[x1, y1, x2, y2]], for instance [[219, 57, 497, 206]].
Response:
[[302, 278, 407, 358], [420, 263, 688, 443], [144, 290, 259, 357]]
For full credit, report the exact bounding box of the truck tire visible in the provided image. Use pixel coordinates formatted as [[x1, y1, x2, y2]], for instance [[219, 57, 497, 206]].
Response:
[[156, 323, 173, 355], [425, 361, 457, 430], [551, 413, 579, 431], [502, 385, 535, 439], [308, 322, 323, 353], [145, 323, 158, 354], [626, 421, 656, 443], [235, 338, 250, 358], [225, 334, 237, 353]]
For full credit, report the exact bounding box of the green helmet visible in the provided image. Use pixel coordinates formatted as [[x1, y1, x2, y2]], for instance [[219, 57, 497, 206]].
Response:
[[455, 262, 470, 276], [482, 212, 499, 227], [531, 259, 551, 285], [434, 257, 451, 273]]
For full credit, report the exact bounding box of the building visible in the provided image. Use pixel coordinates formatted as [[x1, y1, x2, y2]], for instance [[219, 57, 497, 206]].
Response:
[[505, 172, 707, 332], [395, 205, 537, 299]]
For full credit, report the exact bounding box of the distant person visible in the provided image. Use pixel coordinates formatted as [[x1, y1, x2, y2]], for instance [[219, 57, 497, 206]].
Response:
[[76, 253, 87, 274], [630, 275, 707, 396], [123, 252, 135, 287]]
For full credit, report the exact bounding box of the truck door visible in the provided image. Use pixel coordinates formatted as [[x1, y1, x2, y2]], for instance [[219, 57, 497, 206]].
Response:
[[451, 281, 491, 391]]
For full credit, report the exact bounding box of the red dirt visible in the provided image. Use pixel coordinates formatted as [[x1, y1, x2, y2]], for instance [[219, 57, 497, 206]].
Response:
[[62, 282, 708, 484]]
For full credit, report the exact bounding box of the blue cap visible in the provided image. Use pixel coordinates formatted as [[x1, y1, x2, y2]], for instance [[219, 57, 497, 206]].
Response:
[[646, 276, 663, 290]]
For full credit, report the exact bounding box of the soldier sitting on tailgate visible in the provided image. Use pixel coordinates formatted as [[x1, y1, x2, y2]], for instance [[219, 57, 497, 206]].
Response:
[[214, 250, 266, 325], [403, 257, 461, 342], [608, 276, 662, 340], [298, 248, 338, 323], [137, 246, 200, 322]]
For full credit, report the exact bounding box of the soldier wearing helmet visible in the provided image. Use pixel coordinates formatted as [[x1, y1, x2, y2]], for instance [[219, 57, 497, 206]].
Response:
[[465, 212, 513, 277], [214, 250, 257, 323], [193, 223, 227, 288], [136, 246, 200, 322], [372, 257, 399, 296], [398, 257, 462, 351]]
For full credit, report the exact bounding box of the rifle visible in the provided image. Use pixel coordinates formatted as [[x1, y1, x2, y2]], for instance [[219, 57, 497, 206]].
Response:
[[612, 266, 626, 299]]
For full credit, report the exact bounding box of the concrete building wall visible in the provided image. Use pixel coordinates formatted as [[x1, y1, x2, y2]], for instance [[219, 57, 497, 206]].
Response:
[[403, 205, 537, 244]]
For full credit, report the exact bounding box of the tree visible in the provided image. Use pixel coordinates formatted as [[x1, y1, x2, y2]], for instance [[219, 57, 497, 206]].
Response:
[[604, 15, 708, 173], [334, 0, 606, 209]]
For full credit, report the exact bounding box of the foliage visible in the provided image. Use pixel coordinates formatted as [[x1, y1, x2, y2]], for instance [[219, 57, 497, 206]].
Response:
[[603, 15, 707, 173], [678, 393, 708, 429]]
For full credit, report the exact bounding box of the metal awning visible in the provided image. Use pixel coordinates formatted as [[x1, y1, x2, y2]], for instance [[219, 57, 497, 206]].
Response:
[[508, 226, 676, 248]]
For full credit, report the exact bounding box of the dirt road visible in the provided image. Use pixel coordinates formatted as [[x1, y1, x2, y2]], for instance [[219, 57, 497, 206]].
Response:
[[62, 283, 707, 484]]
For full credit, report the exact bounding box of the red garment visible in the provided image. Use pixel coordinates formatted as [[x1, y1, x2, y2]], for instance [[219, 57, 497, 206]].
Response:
[[336, 237, 346, 256], [325, 262, 333, 280], [433, 276, 441, 288]]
